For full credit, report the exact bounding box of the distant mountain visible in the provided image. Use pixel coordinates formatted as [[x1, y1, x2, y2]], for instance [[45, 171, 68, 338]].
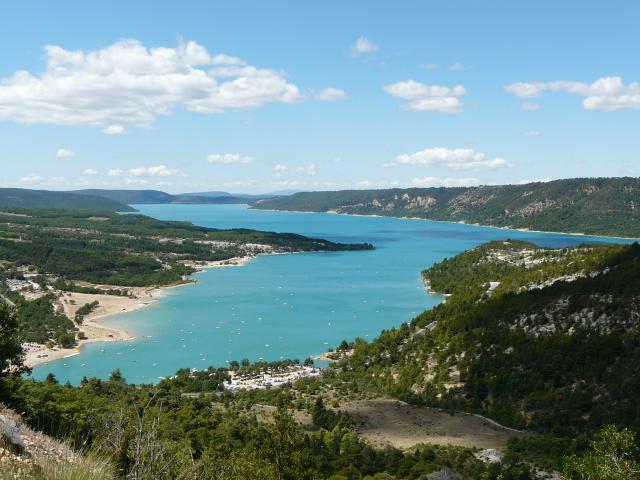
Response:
[[184, 191, 279, 201], [253, 177, 640, 237], [71, 189, 175, 204], [262, 189, 306, 196], [183, 191, 233, 197], [70, 189, 249, 205], [0, 188, 134, 212]]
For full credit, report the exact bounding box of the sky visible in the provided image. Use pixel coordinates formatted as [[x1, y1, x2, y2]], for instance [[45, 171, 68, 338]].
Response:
[[1, 0, 639, 194]]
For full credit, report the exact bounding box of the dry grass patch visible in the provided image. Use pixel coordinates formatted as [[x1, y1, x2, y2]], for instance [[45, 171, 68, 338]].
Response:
[[342, 398, 526, 450]]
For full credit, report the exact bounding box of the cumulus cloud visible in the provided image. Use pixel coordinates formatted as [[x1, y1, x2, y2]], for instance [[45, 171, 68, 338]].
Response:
[[505, 77, 640, 111], [525, 129, 541, 137], [56, 148, 76, 158], [273, 164, 288, 177], [0, 39, 303, 130], [349, 36, 379, 57], [211, 54, 245, 65], [517, 177, 552, 185], [19, 174, 43, 183], [128, 165, 178, 177], [107, 168, 124, 177], [383, 80, 466, 113], [315, 88, 348, 101], [82, 168, 99, 175], [208, 153, 254, 164], [297, 163, 317, 175], [390, 147, 511, 171], [352, 179, 401, 189], [411, 176, 480, 187], [103, 124, 126, 135]]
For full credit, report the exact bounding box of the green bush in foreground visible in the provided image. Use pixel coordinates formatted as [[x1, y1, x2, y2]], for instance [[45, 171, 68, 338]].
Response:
[[562, 425, 640, 479]]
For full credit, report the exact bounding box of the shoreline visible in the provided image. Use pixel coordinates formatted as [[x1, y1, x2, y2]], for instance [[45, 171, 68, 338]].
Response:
[[27, 206, 634, 369], [25, 256, 255, 368], [250, 206, 639, 241]]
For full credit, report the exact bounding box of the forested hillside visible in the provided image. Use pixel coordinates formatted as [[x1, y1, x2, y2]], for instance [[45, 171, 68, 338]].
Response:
[[0, 188, 134, 212], [0, 208, 372, 286], [253, 177, 640, 237], [338, 241, 640, 443]]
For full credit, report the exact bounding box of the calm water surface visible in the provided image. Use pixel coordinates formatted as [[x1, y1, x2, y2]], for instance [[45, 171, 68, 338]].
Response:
[[31, 204, 630, 384]]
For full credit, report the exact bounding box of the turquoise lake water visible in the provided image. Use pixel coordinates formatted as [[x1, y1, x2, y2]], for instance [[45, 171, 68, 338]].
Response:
[[31, 204, 631, 385]]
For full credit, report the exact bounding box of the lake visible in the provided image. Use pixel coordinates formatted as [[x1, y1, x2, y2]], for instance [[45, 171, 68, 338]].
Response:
[[31, 204, 630, 384]]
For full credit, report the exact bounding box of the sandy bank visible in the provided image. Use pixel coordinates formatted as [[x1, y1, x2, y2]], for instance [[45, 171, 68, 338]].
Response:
[[25, 256, 255, 368]]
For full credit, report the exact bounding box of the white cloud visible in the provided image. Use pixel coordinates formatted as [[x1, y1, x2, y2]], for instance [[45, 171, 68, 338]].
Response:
[[353, 179, 401, 189], [273, 164, 288, 177], [297, 163, 317, 175], [411, 176, 480, 187], [274, 179, 305, 188], [315, 88, 348, 102], [211, 54, 245, 66], [383, 80, 466, 113], [521, 102, 542, 111], [128, 165, 178, 177], [103, 124, 126, 135], [449, 62, 470, 71], [107, 168, 124, 177], [505, 77, 640, 111], [525, 129, 541, 137], [82, 168, 99, 175], [208, 153, 254, 164], [56, 148, 76, 158], [517, 177, 551, 185], [124, 178, 149, 186], [19, 174, 43, 183], [0, 39, 303, 130], [349, 37, 379, 57], [390, 147, 511, 171]]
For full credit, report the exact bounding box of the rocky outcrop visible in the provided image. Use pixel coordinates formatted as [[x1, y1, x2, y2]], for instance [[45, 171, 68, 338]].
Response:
[[0, 406, 75, 479]]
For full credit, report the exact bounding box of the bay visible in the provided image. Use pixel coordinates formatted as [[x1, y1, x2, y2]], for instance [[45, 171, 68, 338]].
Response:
[[31, 204, 630, 384]]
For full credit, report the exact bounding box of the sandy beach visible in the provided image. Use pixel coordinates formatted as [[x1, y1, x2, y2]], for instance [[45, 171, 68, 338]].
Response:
[[24, 255, 254, 368]]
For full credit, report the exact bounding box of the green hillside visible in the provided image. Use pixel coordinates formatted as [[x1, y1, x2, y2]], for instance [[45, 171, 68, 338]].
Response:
[[0, 188, 134, 212], [0, 208, 373, 287], [338, 240, 640, 440], [253, 177, 640, 237]]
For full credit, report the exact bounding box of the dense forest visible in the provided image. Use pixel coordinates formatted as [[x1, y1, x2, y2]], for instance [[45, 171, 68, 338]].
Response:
[[253, 177, 640, 237]]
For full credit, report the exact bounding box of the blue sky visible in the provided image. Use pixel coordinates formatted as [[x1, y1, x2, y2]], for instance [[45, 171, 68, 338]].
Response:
[[1, 0, 639, 193]]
